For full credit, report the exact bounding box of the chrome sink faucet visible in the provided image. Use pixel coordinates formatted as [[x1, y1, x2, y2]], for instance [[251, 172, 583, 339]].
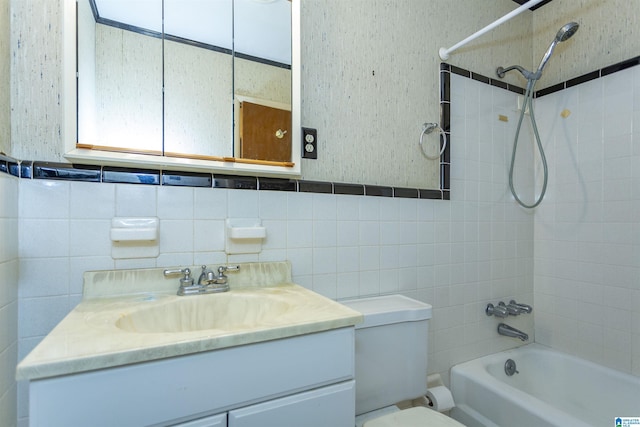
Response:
[[164, 265, 240, 296], [198, 265, 240, 287]]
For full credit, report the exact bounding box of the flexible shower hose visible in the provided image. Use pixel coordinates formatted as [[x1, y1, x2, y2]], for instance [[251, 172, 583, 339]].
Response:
[[509, 78, 548, 209]]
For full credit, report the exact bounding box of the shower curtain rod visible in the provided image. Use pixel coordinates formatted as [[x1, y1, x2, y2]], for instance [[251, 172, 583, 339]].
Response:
[[439, 0, 545, 60]]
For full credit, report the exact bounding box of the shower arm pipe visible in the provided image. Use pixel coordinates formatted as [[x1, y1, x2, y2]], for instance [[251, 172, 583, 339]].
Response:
[[439, 0, 545, 61]]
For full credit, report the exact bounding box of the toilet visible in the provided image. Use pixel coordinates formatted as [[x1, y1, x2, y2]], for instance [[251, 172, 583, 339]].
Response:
[[342, 295, 465, 427]]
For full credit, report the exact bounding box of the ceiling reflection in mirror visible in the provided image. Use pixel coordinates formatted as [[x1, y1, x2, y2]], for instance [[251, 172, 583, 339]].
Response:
[[77, 0, 292, 164]]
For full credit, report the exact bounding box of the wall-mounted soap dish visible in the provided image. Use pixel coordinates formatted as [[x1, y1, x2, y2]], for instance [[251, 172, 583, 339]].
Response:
[[225, 219, 266, 254]]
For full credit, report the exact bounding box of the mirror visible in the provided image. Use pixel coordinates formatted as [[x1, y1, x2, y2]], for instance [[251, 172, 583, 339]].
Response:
[[70, 0, 300, 177]]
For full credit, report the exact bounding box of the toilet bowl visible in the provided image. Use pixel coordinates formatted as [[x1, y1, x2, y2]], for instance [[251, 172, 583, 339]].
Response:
[[342, 295, 465, 427], [363, 406, 464, 426]]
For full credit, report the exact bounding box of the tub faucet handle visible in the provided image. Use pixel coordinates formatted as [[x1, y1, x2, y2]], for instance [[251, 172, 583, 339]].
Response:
[[509, 300, 533, 314], [486, 303, 509, 318], [499, 301, 521, 315]]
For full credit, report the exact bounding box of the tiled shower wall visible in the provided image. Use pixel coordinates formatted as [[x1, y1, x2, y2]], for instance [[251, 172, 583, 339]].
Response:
[[15, 75, 534, 422], [534, 65, 640, 375], [0, 172, 18, 427]]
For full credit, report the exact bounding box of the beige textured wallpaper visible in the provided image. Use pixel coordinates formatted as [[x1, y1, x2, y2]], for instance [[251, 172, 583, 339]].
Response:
[[10, 0, 64, 161], [532, 0, 640, 89], [299, 0, 532, 188], [0, 0, 8, 155]]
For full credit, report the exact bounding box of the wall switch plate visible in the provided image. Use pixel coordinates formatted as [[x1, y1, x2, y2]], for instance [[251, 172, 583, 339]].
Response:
[[302, 127, 318, 159]]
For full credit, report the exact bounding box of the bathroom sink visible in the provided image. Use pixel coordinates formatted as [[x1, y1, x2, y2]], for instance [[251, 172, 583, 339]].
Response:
[[116, 292, 293, 333], [16, 262, 363, 382]]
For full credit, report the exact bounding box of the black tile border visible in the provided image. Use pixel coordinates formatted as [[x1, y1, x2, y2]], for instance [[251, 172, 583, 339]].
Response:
[[162, 171, 212, 188], [298, 180, 333, 194], [258, 177, 297, 192], [0, 158, 444, 200], [365, 185, 393, 197], [213, 175, 258, 190], [333, 183, 365, 196], [534, 55, 640, 98], [3, 55, 636, 202], [102, 167, 160, 185], [33, 162, 101, 182]]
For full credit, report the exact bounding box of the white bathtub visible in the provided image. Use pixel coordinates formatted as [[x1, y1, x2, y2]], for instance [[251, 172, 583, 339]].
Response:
[[450, 344, 640, 427]]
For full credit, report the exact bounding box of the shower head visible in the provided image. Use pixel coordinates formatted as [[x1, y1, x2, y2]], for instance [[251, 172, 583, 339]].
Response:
[[536, 22, 579, 73], [556, 21, 580, 42]]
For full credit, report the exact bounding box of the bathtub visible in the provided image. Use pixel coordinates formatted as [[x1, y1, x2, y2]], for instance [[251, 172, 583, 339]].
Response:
[[450, 344, 640, 427]]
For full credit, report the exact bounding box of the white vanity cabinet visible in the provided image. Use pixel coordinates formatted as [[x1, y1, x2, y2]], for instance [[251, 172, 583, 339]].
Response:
[[28, 328, 355, 427]]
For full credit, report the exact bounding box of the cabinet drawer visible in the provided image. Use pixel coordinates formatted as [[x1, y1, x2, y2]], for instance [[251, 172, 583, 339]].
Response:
[[171, 413, 227, 427], [229, 381, 355, 427]]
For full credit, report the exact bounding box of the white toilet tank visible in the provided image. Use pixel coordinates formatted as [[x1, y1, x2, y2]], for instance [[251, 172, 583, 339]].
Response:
[[342, 295, 432, 416]]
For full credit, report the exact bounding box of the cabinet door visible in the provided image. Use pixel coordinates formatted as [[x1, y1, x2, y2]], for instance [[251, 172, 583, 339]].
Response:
[[172, 413, 227, 427], [229, 381, 355, 427]]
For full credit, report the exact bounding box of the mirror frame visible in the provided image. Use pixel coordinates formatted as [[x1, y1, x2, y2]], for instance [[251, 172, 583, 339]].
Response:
[[62, 0, 301, 178]]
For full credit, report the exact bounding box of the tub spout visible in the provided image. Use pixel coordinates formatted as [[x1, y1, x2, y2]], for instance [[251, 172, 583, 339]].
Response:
[[497, 323, 528, 341]]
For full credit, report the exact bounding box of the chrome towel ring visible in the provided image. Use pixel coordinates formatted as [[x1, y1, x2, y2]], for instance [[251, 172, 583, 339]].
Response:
[[419, 122, 447, 160]]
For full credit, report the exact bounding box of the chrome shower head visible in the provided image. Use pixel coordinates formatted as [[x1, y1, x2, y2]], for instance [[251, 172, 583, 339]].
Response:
[[536, 22, 579, 73], [556, 22, 579, 42]]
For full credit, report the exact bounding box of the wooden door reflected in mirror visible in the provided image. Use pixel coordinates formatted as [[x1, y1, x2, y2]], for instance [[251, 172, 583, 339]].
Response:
[[239, 101, 292, 164]]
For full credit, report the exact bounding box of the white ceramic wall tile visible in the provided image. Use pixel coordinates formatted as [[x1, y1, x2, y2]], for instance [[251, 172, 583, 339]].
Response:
[[18, 295, 69, 339], [534, 68, 640, 375], [0, 172, 17, 427], [312, 193, 337, 221], [336, 196, 359, 221], [70, 181, 115, 219], [313, 220, 337, 248], [286, 220, 312, 248], [115, 184, 157, 217], [286, 192, 312, 220], [194, 188, 227, 220], [261, 220, 287, 250], [259, 191, 287, 220], [18, 258, 69, 298], [19, 180, 69, 219], [336, 221, 359, 247], [69, 219, 111, 257], [159, 219, 195, 254], [157, 186, 194, 220], [312, 247, 337, 275], [19, 219, 69, 258], [193, 220, 225, 252], [227, 189, 259, 218]]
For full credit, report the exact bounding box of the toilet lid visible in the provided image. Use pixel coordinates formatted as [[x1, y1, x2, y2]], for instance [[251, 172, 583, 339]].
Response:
[[363, 407, 464, 427]]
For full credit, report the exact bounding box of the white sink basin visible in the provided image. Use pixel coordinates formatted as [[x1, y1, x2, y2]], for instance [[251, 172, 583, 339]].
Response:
[[16, 262, 363, 382], [116, 292, 293, 333]]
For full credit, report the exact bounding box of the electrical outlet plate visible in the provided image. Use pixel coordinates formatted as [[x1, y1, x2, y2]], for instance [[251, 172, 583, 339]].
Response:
[[302, 127, 317, 159]]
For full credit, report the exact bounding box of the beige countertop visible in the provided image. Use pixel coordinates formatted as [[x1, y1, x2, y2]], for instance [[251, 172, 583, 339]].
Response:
[[17, 262, 363, 381]]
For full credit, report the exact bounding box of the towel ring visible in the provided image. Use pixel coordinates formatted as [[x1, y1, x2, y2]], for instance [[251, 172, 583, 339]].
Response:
[[419, 123, 447, 160]]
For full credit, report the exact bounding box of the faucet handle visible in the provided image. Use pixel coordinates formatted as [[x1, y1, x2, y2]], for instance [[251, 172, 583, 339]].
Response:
[[486, 303, 509, 318], [163, 267, 194, 287], [509, 300, 533, 314], [217, 265, 240, 276], [499, 301, 521, 316]]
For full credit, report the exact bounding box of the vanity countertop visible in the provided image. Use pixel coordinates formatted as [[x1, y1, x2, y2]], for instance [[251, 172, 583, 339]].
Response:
[[16, 262, 362, 381]]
